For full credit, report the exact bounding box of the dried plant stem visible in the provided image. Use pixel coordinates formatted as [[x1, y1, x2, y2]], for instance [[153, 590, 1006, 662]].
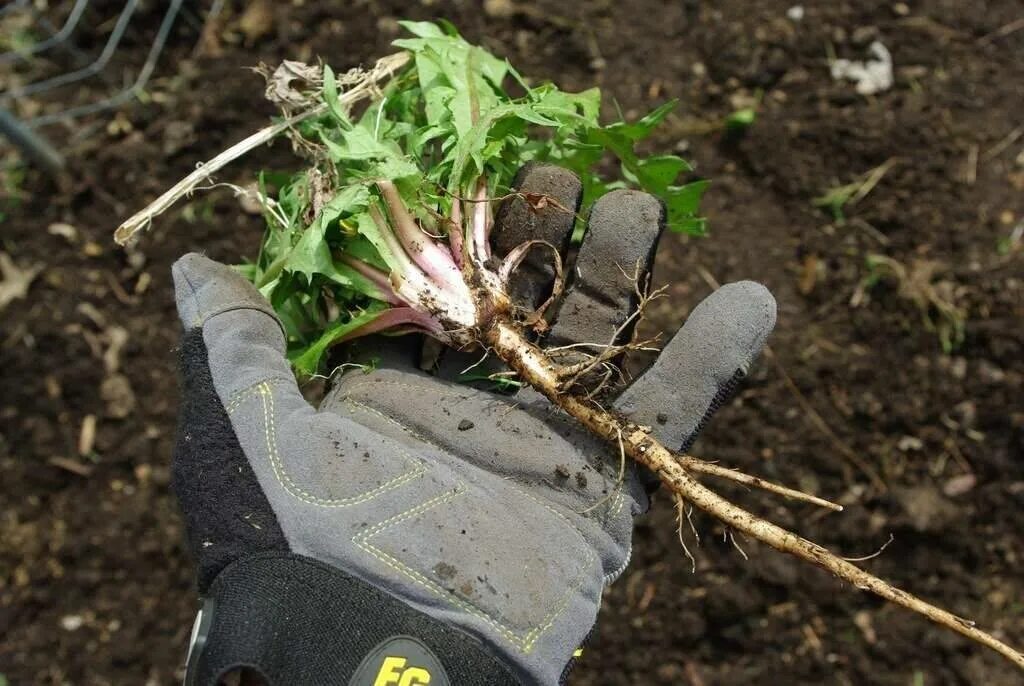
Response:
[[114, 52, 410, 245], [485, 318, 1024, 671]]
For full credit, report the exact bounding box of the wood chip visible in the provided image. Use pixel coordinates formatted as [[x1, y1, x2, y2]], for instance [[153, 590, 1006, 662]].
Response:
[[48, 457, 94, 477], [78, 415, 97, 456]]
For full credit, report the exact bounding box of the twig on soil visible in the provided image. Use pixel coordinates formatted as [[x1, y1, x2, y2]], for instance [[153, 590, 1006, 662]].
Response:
[[48, 456, 94, 477], [978, 18, 1024, 45], [981, 125, 1023, 161], [114, 52, 410, 245]]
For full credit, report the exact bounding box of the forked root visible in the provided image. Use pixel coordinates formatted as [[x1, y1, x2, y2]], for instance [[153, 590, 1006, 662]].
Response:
[[485, 318, 1024, 671], [678, 454, 843, 512]]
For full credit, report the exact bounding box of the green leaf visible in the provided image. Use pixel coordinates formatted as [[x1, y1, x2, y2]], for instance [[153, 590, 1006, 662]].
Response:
[[632, 155, 691, 194], [244, 20, 709, 375], [283, 185, 370, 279], [607, 100, 677, 141], [368, 156, 421, 181], [322, 65, 349, 126], [396, 20, 447, 39], [726, 107, 756, 130], [290, 302, 389, 375], [664, 180, 709, 233]]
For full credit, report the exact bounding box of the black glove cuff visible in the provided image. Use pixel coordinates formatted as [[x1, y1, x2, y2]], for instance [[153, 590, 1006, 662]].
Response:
[[186, 552, 521, 686]]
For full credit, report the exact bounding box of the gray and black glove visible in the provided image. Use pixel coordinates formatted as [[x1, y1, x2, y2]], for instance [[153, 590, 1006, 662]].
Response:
[[172, 164, 776, 685]]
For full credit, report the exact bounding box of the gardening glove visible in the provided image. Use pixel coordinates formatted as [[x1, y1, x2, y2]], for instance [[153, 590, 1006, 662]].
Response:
[[172, 164, 777, 686]]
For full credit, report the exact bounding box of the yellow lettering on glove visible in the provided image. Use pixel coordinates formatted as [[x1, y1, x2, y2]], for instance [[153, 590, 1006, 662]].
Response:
[[373, 656, 432, 686]]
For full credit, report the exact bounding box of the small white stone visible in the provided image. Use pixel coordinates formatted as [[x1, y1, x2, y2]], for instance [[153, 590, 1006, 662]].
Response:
[[60, 615, 84, 631], [830, 40, 894, 95], [786, 5, 804, 21]]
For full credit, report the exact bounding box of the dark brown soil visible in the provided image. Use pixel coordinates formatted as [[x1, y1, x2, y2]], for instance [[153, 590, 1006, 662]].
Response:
[[2, 1, 1022, 684]]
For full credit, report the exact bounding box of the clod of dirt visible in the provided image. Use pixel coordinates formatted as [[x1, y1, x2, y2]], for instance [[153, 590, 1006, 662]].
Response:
[[47, 223, 78, 243], [162, 121, 197, 156], [575, 471, 588, 488], [457, 419, 474, 431], [483, 0, 517, 19], [895, 485, 959, 533], [0, 251, 42, 312], [100, 374, 136, 420], [237, 0, 274, 46], [942, 473, 977, 498], [555, 464, 571, 479], [952, 400, 977, 428], [433, 562, 457, 580]]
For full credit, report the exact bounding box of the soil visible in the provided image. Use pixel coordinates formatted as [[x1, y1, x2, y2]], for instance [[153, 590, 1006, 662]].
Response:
[[2, 1, 1022, 684]]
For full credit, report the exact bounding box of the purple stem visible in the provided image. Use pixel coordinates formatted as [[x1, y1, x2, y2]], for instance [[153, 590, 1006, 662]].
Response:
[[377, 180, 465, 294], [338, 306, 444, 344], [338, 255, 406, 305]]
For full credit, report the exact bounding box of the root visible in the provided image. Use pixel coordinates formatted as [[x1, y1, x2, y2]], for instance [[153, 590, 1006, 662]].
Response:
[[674, 494, 698, 573], [580, 427, 627, 515], [678, 455, 844, 512], [556, 260, 666, 393], [485, 318, 1024, 671]]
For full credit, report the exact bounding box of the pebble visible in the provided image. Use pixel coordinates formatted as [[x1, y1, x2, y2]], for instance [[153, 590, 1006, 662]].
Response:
[[952, 400, 976, 428], [897, 435, 924, 452], [483, 0, 515, 18], [101, 374, 136, 419], [60, 615, 85, 631], [977, 359, 1006, 384], [896, 485, 958, 533], [943, 473, 977, 497]]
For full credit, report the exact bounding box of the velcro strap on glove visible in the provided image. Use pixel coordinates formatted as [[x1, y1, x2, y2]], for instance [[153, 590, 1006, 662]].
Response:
[[185, 552, 521, 686]]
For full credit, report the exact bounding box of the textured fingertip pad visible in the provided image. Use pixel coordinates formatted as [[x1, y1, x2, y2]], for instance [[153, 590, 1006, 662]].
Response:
[[492, 163, 582, 308], [613, 281, 777, 449], [172, 252, 281, 336], [547, 190, 665, 349], [174, 327, 289, 592]]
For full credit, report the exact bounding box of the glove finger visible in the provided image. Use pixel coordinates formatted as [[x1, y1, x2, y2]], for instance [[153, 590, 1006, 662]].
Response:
[[544, 189, 664, 350], [173, 253, 420, 516], [491, 162, 582, 308], [612, 281, 777, 451], [173, 252, 309, 403], [172, 253, 306, 588]]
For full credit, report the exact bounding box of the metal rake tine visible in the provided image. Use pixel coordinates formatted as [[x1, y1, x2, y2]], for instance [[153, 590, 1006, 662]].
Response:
[[0, 0, 89, 65], [29, 0, 184, 126], [1, 0, 138, 100]]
